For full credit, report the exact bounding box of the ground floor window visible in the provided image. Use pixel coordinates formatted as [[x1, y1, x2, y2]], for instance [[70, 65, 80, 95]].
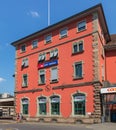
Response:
[[73, 93, 85, 115], [38, 97, 47, 115], [51, 96, 60, 115], [22, 98, 29, 115]]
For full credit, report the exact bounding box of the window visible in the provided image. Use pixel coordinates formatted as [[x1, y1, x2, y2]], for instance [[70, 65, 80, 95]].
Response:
[[45, 34, 52, 43], [22, 74, 28, 87], [38, 97, 47, 115], [51, 67, 58, 82], [22, 98, 29, 115], [73, 41, 83, 54], [39, 70, 45, 84], [73, 93, 85, 115], [60, 28, 68, 38], [50, 49, 58, 59], [77, 21, 86, 32], [22, 58, 28, 68], [74, 62, 83, 79], [21, 45, 26, 52], [51, 96, 60, 115], [38, 53, 46, 62], [32, 40, 38, 48]]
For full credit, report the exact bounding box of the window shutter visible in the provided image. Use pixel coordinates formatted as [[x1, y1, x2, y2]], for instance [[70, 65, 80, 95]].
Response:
[[50, 51, 54, 58], [25, 59, 28, 66], [54, 49, 58, 57], [22, 60, 25, 67], [51, 68, 58, 81]]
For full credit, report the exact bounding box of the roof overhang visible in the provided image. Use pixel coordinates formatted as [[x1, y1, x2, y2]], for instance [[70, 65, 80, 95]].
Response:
[[104, 44, 116, 51], [0, 98, 14, 102], [11, 4, 110, 46]]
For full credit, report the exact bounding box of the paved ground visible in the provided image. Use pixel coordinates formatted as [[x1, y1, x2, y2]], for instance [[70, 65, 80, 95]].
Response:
[[0, 120, 116, 130]]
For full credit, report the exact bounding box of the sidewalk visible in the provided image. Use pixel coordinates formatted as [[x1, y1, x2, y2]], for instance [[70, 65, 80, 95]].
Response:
[[0, 119, 116, 130], [86, 123, 116, 130]]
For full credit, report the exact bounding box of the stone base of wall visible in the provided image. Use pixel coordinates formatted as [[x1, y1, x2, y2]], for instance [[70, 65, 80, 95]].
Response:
[[24, 116, 101, 124]]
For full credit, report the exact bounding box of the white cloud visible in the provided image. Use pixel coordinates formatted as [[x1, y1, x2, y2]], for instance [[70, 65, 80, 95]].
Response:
[[0, 77, 6, 83], [27, 11, 40, 18]]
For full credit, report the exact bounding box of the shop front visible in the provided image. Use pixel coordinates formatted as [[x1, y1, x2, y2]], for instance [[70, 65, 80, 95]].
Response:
[[101, 87, 116, 122]]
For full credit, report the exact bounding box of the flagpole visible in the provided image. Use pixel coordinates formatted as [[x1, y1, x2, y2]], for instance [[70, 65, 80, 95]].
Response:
[[48, 0, 50, 26]]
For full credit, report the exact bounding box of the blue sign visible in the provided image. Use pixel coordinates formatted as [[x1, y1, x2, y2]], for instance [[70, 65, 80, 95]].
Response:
[[44, 60, 58, 68]]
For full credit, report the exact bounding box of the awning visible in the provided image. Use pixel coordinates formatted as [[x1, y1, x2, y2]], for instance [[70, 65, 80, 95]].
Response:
[[101, 87, 116, 94]]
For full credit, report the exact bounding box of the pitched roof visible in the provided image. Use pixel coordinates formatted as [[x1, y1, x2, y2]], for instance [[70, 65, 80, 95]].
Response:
[[104, 34, 116, 51]]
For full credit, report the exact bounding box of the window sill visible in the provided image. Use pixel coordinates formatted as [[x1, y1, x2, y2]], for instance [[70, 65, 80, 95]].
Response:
[[73, 77, 83, 80], [45, 41, 52, 44], [72, 50, 84, 55], [22, 85, 28, 88], [38, 83, 46, 86], [77, 28, 86, 33], [32, 46, 38, 49], [59, 35, 67, 39], [50, 80, 58, 84], [20, 51, 26, 54]]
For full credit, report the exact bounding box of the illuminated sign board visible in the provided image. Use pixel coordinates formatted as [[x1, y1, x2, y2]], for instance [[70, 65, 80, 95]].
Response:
[[38, 60, 58, 69], [101, 87, 116, 94]]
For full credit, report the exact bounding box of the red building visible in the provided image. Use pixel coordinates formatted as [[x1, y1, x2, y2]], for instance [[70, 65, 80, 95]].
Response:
[[101, 35, 116, 122], [12, 4, 116, 123]]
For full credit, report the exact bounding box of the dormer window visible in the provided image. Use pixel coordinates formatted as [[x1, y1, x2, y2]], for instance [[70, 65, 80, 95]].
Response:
[[45, 34, 52, 43]]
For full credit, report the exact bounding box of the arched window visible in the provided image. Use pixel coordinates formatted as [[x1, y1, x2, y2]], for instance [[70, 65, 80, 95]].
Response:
[[73, 93, 85, 115], [22, 98, 29, 115], [50, 96, 60, 115], [38, 97, 47, 115]]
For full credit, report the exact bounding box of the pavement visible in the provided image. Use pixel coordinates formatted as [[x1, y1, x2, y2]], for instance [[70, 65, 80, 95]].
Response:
[[0, 119, 116, 130], [86, 123, 116, 130]]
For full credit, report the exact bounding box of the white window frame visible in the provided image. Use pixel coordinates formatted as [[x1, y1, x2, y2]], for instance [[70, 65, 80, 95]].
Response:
[[21, 44, 26, 52], [73, 61, 83, 79], [50, 95, 60, 115], [60, 28, 68, 38], [38, 53, 46, 62], [21, 98, 29, 115], [39, 69, 46, 84], [71, 92, 86, 116], [22, 58, 29, 68], [22, 74, 28, 87], [50, 49, 58, 59], [77, 20, 86, 32], [50, 67, 58, 83], [32, 40, 38, 49], [72, 40, 84, 54], [45, 34, 52, 44]]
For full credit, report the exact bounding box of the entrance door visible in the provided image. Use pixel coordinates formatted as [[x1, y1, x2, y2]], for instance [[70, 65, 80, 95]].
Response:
[[111, 111, 116, 122]]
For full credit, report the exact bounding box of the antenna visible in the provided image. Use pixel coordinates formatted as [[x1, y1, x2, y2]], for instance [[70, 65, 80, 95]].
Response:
[[48, 0, 50, 26]]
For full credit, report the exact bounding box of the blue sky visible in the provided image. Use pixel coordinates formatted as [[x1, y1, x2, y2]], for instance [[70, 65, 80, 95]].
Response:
[[0, 0, 116, 95]]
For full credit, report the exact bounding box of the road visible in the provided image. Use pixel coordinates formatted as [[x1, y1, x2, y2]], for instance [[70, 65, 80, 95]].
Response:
[[0, 123, 92, 130]]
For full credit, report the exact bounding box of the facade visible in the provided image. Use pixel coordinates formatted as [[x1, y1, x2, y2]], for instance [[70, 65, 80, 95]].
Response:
[[0, 93, 14, 118], [11, 4, 115, 123], [100, 35, 116, 122]]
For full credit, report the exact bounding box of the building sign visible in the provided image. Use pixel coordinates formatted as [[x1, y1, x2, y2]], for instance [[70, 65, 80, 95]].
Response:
[[101, 87, 116, 94], [38, 60, 58, 69], [74, 96, 85, 101], [39, 98, 46, 104], [51, 97, 60, 103]]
